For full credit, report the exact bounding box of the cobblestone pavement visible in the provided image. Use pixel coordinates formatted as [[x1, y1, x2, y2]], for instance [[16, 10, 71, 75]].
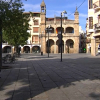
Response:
[[0, 53, 100, 100]]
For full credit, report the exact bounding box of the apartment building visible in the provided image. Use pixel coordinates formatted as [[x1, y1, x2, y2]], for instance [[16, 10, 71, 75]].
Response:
[[86, 0, 100, 56]]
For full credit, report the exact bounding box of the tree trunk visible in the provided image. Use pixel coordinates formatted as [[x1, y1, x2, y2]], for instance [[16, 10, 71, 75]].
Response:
[[0, 19, 2, 73], [15, 45, 20, 57]]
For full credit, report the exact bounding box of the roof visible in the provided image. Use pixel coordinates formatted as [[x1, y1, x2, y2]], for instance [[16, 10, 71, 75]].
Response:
[[41, 0, 45, 6]]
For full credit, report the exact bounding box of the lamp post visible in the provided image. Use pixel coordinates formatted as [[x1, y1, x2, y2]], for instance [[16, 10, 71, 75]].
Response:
[[47, 27, 49, 57], [39, 34, 41, 53], [46, 25, 52, 58], [40, 31, 43, 55], [61, 11, 67, 62]]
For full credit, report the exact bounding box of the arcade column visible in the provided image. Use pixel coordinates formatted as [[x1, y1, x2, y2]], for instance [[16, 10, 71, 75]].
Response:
[[91, 37, 96, 56]]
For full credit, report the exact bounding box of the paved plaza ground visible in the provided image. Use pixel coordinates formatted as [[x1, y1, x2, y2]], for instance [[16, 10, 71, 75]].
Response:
[[0, 53, 100, 100]]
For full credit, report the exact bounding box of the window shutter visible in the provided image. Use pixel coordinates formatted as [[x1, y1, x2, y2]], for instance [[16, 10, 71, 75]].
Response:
[[34, 20, 39, 25], [33, 27, 39, 33], [89, 17, 93, 29]]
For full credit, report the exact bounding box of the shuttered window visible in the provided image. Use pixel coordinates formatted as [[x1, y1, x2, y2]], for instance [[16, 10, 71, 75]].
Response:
[[89, 0, 93, 9], [33, 27, 39, 33], [34, 20, 39, 25], [32, 35, 38, 43], [89, 17, 93, 29]]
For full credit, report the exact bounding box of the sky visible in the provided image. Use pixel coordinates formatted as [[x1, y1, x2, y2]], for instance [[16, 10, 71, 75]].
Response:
[[22, 0, 88, 31]]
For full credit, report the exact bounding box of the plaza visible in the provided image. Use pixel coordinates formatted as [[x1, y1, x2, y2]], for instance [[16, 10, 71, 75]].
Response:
[[0, 53, 100, 100]]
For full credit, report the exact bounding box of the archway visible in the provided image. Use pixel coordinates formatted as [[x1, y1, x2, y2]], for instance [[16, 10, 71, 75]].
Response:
[[56, 27, 64, 34], [2, 46, 11, 53], [23, 46, 30, 53], [32, 46, 40, 53], [66, 27, 74, 33], [66, 39, 74, 53], [46, 39, 54, 53], [46, 27, 54, 33]]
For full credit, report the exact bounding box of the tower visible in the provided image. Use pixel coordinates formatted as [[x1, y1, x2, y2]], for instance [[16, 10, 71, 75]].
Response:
[[74, 6, 79, 36], [40, 0, 46, 53], [74, 7, 79, 53]]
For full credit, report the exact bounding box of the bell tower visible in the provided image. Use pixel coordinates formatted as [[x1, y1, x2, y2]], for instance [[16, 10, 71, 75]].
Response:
[[74, 7, 79, 53], [74, 6, 79, 36], [40, 0, 46, 53]]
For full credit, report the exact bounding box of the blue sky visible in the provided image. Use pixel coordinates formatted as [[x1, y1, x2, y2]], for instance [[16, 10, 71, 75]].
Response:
[[22, 0, 88, 31]]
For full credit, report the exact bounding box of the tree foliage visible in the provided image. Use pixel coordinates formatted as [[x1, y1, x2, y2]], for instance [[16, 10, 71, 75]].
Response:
[[0, 0, 31, 46]]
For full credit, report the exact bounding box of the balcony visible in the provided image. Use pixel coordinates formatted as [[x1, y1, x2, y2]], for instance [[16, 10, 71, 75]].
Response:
[[93, 0, 100, 11], [94, 23, 100, 31], [88, 29, 94, 33]]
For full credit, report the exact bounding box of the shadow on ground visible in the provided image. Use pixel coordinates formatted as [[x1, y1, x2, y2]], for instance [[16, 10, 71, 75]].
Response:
[[0, 53, 100, 100]]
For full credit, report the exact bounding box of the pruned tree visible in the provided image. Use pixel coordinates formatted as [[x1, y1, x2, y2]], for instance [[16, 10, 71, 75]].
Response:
[[0, 0, 31, 55]]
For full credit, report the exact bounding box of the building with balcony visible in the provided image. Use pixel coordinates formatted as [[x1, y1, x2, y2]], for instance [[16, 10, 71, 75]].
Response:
[[86, 0, 100, 56], [2, 0, 80, 54]]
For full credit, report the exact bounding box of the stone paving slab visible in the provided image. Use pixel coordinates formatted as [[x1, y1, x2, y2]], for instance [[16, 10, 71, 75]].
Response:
[[0, 53, 100, 100]]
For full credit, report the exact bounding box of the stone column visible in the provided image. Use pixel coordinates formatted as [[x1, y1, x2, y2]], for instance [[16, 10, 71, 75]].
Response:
[[54, 41, 56, 54], [64, 41, 66, 54], [74, 37, 79, 53], [21, 47, 23, 54], [11, 46, 14, 54], [30, 47, 32, 53], [91, 37, 96, 56], [86, 44, 90, 54]]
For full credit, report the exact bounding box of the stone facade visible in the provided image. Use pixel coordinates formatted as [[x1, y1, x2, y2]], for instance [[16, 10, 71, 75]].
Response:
[[2, 0, 80, 54], [39, 0, 80, 54]]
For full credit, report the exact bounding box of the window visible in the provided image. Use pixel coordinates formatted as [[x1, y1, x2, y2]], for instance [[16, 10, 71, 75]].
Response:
[[89, 17, 93, 29], [33, 13, 40, 17], [33, 27, 39, 33], [32, 35, 38, 43], [70, 43, 73, 48], [41, 6, 45, 12], [34, 20, 39, 25], [98, 15, 100, 23], [89, 0, 93, 9]]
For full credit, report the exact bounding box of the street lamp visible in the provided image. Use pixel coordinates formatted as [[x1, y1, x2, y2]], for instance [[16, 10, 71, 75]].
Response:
[[46, 25, 52, 58], [39, 31, 43, 55], [61, 11, 67, 62]]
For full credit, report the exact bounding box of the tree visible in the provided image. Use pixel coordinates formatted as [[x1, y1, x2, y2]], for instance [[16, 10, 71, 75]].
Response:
[[0, 0, 31, 55]]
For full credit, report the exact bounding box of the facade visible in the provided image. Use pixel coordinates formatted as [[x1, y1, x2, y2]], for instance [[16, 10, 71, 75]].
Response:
[[2, 0, 80, 54], [86, 0, 100, 56]]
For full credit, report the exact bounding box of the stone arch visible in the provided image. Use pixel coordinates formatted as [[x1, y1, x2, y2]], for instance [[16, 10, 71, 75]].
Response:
[[46, 27, 54, 33], [66, 39, 74, 53], [2, 46, 11, 53], [56, 27, 64, 33], [66, 27, 74, 33], [32, 46, 40, 53], [56, 39, 64, 53], [46, 39, 54, 53], [23, 46, 30, 53]]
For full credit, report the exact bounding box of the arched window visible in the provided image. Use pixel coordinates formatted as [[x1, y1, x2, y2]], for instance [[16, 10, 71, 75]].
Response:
[[66, 27, 74, 33]]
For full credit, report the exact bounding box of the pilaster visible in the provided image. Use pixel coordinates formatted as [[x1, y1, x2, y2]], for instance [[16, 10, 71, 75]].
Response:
[[91, 37, 96, 56]]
